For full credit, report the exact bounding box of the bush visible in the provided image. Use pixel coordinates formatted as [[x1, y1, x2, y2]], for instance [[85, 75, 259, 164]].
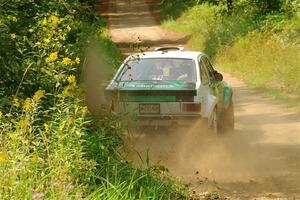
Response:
[[0, 0, 186, 199]]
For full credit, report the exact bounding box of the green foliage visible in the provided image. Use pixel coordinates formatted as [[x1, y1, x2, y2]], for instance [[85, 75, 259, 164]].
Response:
[[162, 0, 300, 18], [0, 0, 93, 99], [0, 87, 94, 199], [236, 0, 300, 15], [161, 0, 300, 105], [161, 0, 198, 20], [0, 0, 186, 199]]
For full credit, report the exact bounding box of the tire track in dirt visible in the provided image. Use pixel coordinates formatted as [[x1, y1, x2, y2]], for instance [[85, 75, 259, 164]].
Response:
[[101, 0, 300, 199]]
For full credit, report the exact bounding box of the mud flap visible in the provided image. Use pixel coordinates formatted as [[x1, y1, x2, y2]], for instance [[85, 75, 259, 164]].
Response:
[[203, 94, 217, 118]]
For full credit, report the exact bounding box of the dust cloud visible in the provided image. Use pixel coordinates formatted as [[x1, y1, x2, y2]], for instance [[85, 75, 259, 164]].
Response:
[[124, 119, 300, 197], [125, 122, 259, 181], [80, 44, 116, 114]]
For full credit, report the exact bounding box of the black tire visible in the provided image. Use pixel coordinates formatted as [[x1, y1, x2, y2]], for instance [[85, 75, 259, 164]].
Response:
[[222, 100, 234, 132]]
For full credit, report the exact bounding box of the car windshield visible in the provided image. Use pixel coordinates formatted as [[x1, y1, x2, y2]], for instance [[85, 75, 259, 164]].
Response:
[[119, 58, 196, 82]]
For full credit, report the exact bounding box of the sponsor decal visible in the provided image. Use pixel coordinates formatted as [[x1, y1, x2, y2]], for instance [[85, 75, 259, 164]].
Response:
[[122, 96, 176, 102], [120, 81, 185, 90]]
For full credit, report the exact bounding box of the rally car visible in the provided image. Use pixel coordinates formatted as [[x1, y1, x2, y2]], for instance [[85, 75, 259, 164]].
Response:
[[105, 47, 234, 133]]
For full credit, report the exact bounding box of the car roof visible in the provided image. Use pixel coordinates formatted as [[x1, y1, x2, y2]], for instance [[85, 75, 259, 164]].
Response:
[[128, 49, 205, 61]]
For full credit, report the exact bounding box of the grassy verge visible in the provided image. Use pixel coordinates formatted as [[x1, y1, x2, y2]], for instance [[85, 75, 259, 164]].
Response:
[[161, 1, 300, 110], [0, 1, 186, 199]]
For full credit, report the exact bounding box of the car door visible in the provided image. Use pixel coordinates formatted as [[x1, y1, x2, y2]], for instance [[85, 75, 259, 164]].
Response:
[[198, 56, 218, 118], [204, 55, 225, 104], [198, 56, 210, 117], [203, 56, 233, 109]]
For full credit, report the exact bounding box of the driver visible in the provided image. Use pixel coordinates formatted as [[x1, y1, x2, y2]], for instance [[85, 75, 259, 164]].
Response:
[[172, 64, 190, 81], [150, 61, 164, 80]]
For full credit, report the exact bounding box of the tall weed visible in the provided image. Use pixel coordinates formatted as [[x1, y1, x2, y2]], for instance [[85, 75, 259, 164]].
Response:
[[0, 0, 186, 199]]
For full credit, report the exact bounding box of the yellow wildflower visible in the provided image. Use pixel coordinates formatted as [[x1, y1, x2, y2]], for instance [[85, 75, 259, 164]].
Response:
[[45, 52, 58, 63], [30, 154, 39, 162], [80, 106, 89, 116], [42, 18, 47, 26], [12, 98, 20, 107], [59, 35, 66, 41], [44, 38, 50, 44], [35, 42, 41, 46], [44, 123, 49, 131], [19, 119, 28, 130], [45, 57, 51, 63], [50, 52, 58, 61], [33, 90, 45, 102], [0, 111, 2, 120], [23, 98, 31, 110], [67, 25, 71, 32], [12, 16, 17, 22], [62, 87, 70, 97], [49, 30, 55, 36], [62, 57, 72, 65], [67, 75, 76, 85], [10, 33, 16, 39], [50, 15, 60, 27], [10, 133, 18, 141], [0, 152, 8, 164], [43, 27, 47, 32], [67, 117, 75, 124], [75, 57, 80, 64]]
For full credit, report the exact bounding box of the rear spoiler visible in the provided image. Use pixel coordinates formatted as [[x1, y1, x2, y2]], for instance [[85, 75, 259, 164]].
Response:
[[154, 46, 184, 52]]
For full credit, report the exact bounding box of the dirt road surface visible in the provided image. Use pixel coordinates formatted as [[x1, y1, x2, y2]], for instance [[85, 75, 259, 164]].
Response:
[[105, 0, 190, 54], [102, 0, 300, 199]]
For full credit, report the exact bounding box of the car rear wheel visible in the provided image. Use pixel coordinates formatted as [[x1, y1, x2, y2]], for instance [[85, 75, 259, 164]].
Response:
[[223, 100, 234, 132]]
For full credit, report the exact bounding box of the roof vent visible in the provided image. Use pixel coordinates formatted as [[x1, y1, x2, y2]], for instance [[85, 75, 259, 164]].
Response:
[[154, 47, 184, 52]]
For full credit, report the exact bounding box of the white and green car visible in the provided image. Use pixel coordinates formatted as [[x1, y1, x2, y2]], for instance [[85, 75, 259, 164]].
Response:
[[106, 47, 234, 133]]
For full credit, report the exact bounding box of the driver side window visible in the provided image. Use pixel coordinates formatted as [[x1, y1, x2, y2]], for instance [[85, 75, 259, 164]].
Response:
[[199, 58, 209, 85]]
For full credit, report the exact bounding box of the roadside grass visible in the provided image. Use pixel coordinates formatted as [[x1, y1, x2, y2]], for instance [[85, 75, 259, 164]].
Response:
[[83, 117, 187, 199], [161, 2, 300, 110], [216, 33, 300, 109]]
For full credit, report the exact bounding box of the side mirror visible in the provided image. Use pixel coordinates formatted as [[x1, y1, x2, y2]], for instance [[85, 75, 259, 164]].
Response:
[[214, 71, 223, 82]]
